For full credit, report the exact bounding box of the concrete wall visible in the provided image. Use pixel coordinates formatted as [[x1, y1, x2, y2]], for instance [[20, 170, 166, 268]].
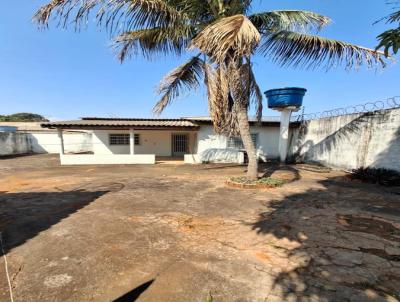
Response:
[[192, 125, 281, 163], [0, 131, 92, 156], [289, 108, 400, 172], [31, 132, 92, 154], [0, 132, 31, 155]]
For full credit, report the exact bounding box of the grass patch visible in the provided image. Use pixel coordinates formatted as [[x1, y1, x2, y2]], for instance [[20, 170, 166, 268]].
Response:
[[230, 176, 284, 187]]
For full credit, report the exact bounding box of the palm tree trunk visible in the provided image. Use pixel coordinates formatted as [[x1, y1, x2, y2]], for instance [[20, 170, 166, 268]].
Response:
[[237, 103, 258, 180]]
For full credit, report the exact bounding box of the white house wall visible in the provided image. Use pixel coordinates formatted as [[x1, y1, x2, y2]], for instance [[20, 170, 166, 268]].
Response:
[[92, 129, 197, 156], [93, 130, 130, 155], [192, 125, 281, 163]]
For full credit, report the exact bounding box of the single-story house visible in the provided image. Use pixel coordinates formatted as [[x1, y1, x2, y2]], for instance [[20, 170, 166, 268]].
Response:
[[41, 117, 300, 165]]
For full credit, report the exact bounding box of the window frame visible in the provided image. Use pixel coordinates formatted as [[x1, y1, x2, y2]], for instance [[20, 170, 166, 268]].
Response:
[[134, 133, 140, 146], [109, 133, 130, 146], [227, 133, 258, 149]]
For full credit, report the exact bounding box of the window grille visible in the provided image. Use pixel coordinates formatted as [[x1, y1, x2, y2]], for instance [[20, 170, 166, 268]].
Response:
[[134, 134, 140, 145], [109, 134, 129, 145], [227, 134, 258, 149]]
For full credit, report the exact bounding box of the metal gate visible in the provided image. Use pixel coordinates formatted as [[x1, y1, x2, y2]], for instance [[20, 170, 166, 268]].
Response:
[[172, 134, 188, 157]]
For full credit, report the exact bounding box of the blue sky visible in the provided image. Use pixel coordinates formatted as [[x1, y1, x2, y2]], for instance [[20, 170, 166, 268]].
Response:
[[0, 0, 398, 120]]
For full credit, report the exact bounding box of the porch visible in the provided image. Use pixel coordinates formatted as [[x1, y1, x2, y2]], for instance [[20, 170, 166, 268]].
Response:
[[45, 118, 200, 165]]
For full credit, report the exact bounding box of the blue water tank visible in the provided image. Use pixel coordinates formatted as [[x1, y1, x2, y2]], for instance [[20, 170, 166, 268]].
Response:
[[264, 87, 307, 109]]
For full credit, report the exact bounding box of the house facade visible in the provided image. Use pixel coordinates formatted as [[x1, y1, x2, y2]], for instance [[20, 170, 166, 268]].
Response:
[[41, 117, 300, 165]]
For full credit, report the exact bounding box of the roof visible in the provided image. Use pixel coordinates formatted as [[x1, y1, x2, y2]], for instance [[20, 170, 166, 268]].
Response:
[[183, 116, 300, 127], [0, 122, 87, 133], [41, 116, 301, 129], [41, 118, 200, 129], [183, 116, 282, 122]]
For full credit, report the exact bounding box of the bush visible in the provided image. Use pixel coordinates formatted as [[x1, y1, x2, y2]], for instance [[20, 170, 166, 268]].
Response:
[[230, 176, 284, 187], [350, 167, 400, 187]]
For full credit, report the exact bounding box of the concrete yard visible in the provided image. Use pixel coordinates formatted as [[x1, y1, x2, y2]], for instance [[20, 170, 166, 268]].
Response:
[[0, 154, 399, 302]]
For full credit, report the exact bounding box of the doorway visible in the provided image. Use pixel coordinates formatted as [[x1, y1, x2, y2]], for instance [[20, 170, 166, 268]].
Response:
[[171, 133, 188, 157]]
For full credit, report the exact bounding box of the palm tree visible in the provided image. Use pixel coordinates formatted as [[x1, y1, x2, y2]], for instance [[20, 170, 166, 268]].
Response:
[[376, 1, 400, 56], [34, 0, 385, 179]]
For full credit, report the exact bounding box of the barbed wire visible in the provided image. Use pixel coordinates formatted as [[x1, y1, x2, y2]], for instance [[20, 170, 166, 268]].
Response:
[[292, 96, 400, 121]]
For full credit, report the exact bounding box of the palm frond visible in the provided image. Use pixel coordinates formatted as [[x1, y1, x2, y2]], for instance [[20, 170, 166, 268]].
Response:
[[204, 62, 236, 134], [376, 28, 400, 56], [153, 55, 204, 114], [33, 0, 66, 26], [33, 0, 186, 32], [375, 7, 400, 25], [249, 10, 331, 33], [113, 25, 195, 61], [260, 30, 386, 70], [228, 61, 250, 107], [205, 63, 225, 132], [249, 65, 263, 123], [191, 14, 260, 62], [224, 0, 252, 16], [387, 10, 400, 23], [374, 3, 400, 55], [170, 0, 214, 23]]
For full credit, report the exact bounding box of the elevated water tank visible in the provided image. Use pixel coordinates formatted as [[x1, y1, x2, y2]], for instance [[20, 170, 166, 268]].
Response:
[[265, 87, 307, 109], [264, 87, 307, 163]]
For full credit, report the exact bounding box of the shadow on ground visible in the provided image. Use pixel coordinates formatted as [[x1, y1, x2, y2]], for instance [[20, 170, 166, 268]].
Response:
[[251, 177, 400, 301], [0, 189, 109, 254], [261, 163, 301, 182], [113, 279, 155, 302]]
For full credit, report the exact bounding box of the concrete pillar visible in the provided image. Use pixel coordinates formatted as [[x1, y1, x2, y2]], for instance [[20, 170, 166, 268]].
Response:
[[57, 128, 65, 155], [129, 128, 135, 155], [279, 109, 292, 162]]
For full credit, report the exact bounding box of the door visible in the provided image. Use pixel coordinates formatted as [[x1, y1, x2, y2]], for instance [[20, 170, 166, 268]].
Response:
[[172, 133, 189, 157]]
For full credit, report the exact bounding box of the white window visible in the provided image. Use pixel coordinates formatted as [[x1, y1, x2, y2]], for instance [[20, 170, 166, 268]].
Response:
[[109, 134, 129, 145], [227, 134, 258, 149], [109, 133, 140, 145]]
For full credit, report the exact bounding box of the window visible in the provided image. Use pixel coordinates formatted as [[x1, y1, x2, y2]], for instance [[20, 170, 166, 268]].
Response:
[[134, 134, 140, 145], [227, 134, 258, 149], [109, 133, 140, 145], [109, 134, 129, 145]]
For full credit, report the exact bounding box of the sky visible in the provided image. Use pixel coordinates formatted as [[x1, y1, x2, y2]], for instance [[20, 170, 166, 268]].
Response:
[[0, 0, 399, 120]]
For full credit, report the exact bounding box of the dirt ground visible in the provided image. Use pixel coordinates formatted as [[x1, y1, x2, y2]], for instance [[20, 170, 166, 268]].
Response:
[[0, 154, 399, 302]]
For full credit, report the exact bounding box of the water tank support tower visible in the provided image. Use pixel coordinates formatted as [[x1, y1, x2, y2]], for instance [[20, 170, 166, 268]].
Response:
[[264, 87, 307, 162]]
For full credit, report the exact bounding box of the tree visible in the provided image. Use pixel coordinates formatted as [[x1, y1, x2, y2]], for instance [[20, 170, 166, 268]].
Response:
[[0, 113, 49, 122], [376, 1, 400, 56], [34, 0, 385, 179]]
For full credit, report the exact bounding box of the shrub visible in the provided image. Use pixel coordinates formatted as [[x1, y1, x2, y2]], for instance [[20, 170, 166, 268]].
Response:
[[350, 167, 400, 187], [230, 176, 284, 187]]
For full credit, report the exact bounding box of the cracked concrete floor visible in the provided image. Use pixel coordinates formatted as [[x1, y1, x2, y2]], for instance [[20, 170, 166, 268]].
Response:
[[0, 154, 399, 302]]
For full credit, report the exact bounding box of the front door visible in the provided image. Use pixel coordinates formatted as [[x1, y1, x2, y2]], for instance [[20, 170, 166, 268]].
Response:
[[172, 133, 188, 157]]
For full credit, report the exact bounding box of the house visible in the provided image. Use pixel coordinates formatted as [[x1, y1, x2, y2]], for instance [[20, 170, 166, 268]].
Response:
[[41, 117, 300, 165]]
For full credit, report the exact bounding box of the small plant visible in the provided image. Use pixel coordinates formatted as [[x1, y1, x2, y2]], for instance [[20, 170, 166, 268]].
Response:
[[230, 176, 284, 187], [205, 291, 213, 302], [350, 167, 400, 187]]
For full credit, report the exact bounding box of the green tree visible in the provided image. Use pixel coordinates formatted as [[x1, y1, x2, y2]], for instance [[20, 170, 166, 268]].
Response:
[[34, 0, 385, 179], [376, 1, 400, 56], [0, 113, 49, 122]]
